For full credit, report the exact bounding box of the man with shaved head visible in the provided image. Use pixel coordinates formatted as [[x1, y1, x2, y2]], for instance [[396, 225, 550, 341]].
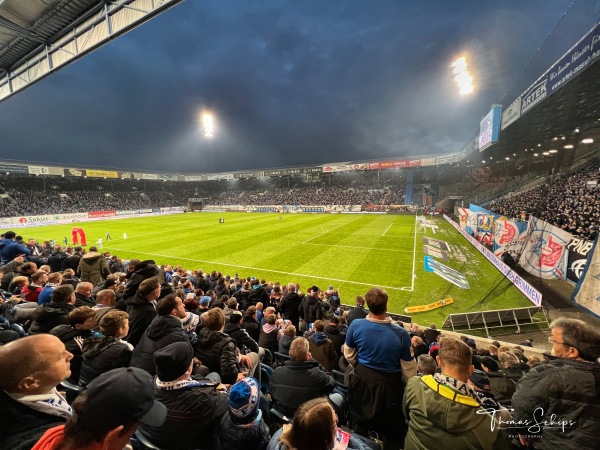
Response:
[[0, 334, 74, 450]]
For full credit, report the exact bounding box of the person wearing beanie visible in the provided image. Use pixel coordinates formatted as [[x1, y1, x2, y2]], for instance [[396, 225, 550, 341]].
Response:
[[480, 356, 516, 406], [213, 377, 270, 450], [139, 342, 228, 450]]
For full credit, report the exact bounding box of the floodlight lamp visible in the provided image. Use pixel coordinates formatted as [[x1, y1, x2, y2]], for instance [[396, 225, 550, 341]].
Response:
[[574, 127, 580, 133], [543, 152, 549, 155], [581, 138, 594, 144], [533, 153, 539, 157], [549, 150, 557, 153], [563, 144, 574, 149]]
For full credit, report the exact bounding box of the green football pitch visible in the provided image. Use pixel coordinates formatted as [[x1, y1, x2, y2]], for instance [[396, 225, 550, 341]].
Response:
[[17, 212, 534, 326]]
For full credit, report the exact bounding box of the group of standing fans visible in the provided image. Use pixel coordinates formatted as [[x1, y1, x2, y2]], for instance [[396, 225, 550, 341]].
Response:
[[0, 228, 599, 450]]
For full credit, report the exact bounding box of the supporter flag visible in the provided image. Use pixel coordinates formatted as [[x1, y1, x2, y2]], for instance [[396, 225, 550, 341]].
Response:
[[458, 208, 469, 229], [572, 236, 600, 317], [566, 237, 594, 283], [518, 217, 571, 280], [465, 210, 477, 235], [494, 219, 528, 258], [476, 213, 496, 247]]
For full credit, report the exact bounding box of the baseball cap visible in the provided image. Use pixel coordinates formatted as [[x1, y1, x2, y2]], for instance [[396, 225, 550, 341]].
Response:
[[77, 367, 166, 429]]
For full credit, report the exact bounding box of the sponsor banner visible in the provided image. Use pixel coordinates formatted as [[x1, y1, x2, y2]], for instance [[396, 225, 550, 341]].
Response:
[[444, 214, 543, 306], [119, 172, 133, 179], [521, 22, 600, 116], [434, 152, 461, 166], [188, 198, 204, 202], [501, 97, 521, 130], [264, 170, 283, 176], [479, 105, 502, 151], [86, 169, 118, 178], [423, 245, 450, 261], [88, 210, 117, 219], [423, 237, 449, 251], [302, 167, 322, 173], [424, 256, 470, 289], [518, 217, 571, 280], [420, 158, 436, 167], [13, 215, 55, 225], [0, 163, 28, 173], [159, 174, 178, 181], [65, 168, 84, 177], [283, 168, 302, 175], [566, 237, 594, 283], [207, 173, 233, 181], [405, 298, 453, 314], [351, 163, 368, 170], [368, 160, 410, 170], [184, 176, 203, 181], [53, 213, 88, 222], [0, 217, 12, 225], [160, 207, 184, 213], [28, 165, 50, 175], [234, 172, 255, 179], [458, 208, 469, 229], [572, 236, 600, 317], [142, 173, 158, 180], [494, 219, 529, 259]]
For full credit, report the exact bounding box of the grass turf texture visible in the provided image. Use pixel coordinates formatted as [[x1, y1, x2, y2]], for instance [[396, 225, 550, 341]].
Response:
[[18, 212, 534, 326]]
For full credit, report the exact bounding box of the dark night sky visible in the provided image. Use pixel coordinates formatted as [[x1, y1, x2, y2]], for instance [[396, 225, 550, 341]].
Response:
[[0, 0, 582, 174]]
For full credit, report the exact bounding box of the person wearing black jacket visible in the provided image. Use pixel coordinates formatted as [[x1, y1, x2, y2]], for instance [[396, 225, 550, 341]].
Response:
[[224, 311, 259, 354], [130, 294, 191, 375], [123, 260, 160, 301], [64, 246, 83, 272], [241, 305, 260, 343], [248, 279, 270, 306], [278, 283, 303, 334], [298, 286, 323, 326], [323, 316, 346, 359], [28, 285, 76, 335], [47, 245, 68, 273], [347, 295, 368, 325], [126, 278, 160, 347]]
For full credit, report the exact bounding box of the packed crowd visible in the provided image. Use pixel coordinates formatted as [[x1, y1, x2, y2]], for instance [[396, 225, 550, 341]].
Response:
[[0, 228, 599, 450], [488, 161, 599, 240]]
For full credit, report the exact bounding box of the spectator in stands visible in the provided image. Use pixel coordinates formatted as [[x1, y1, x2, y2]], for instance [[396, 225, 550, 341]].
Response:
[[64, 246, 82, 272], [278, 283, 303, 334], [403, 337, 505, 449], [138, 341, 229, 450], [48, 245, 67, 273], [223, 298, 238, 322], [270, 337, 336, 418], [224, 311, 260, 355], [241, 305, 260, 343], [298, 285, 323, 328], [79, 310, 132, 387], [77, 246, 110, 287], [92, 289, 118, 324], [308, 320, 337, 372], [344, 287, 416, 450], [258, 313, 280, 355], [38, 272, 62, 305], [323, 315, 345, 359], [22, 271, 47, 303], [0, 335, 73, 450], [194, 308, 260, 384], [416, 354, 437, 375], [124, 259, 160, 300], [74, 281, 95, 307], [423, 323, 440, 345], [34, 367, 167, 450], [479, 356, 515, 406], [347, 295, 368, 324], [126, 277, 160, 347], [49, 306, 97, 384], [512, 318, 600, 449], [214, 376, 271, 450], [29, 285, 76, 335], [278, 325, 297, 355], [0, 230, 31, 265], [411, 335, 429, 359], [498, 351, 528, 382], [130, 294, 191, 376], [249, 279, 270, 306]]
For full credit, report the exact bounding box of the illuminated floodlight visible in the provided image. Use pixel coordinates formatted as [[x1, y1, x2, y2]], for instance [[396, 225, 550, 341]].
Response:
[[451, 56, 474, 95], [563, 144, 574, 149], [543, 152, 550, 155], [202, 112, 214, 138], [505, 157, 510, 160], [533, 153, 539, 157], [581, 138, 594, 144], [548, 149, 558, 153]]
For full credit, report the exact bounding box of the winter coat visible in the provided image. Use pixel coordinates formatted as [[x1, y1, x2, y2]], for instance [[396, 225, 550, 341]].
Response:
[[77, 252, 110, 286], [79, 336, 132, 386], [123, 263, 160, 300], [194, 328, 241, 384], [126, 293, 157, 347], [298, 295, 323, 325], [130, 315, 190, 375], [49, 325, 92, 384], [324, 325, 346, 359], [249, 284, 270, 306], [215, 283, 229, 299], [486, 370, 516, 406], [214, 411, 271, 450], [223, 322, 259, 354], [0, 238, 31, 265], [278, 335, 295, 355], [267, 426, 379, 450], [308, 331, 337, 372], [28, 302, 75, 335], [241, 315, 260, 343], [47, 251, 68, 273], [258, 323, 280, 355], [347, 305, 368, 325], [64, 253, 82, 272], [270, 360, 336, 418], [278, 292, 302, 330], [139, 383, 229, 450], [74, 292, 96, 308]]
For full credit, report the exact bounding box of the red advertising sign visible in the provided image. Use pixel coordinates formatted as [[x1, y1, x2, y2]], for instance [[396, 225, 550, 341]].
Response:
[[88, 210, 117, 218], [369, 160, 411, 170]]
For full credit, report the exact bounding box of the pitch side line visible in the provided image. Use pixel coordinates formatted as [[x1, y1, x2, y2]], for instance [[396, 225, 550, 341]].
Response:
[[302, 218, 360, 244], [409, 213, 418, 292], [104, 246, 410, 291], [303, 242, 413, 253], [382, 223, 393, 236]]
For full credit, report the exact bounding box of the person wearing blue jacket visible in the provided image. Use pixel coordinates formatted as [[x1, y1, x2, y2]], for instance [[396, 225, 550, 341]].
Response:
[[0, 231, 31, 265]]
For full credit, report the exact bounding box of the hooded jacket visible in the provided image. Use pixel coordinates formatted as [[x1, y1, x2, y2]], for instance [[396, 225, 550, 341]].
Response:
[[258, 323, 280, 355], [278, 291, 302, 329], [308, 331, 337, 372], [403, 375, 506, 450], [0, 238, 31, 265], [223, 322, 259, 354], [241, 315, 260, 343], [125, 293, 157, 347], [278, 334, 295, 355], [49, 325, 93, 384], [76, 252, 110, 287], [79, 336, 132, 386], [214, 411, 271, 450], [298, 295, 322, 325], [130, 315, 190, 375], [324, 324, 346, 358], [123, 262, 160, 300], [249, 284, 270, 305], [194, 328, 241, 384], [28, 303, 75, 335]]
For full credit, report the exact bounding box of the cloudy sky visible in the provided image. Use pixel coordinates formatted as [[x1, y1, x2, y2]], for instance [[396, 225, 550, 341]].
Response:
[[0, 0, 585, 174]]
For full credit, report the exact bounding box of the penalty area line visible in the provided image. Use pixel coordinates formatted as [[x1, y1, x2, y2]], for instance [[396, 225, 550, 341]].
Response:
[[104, 246, 409, 291]]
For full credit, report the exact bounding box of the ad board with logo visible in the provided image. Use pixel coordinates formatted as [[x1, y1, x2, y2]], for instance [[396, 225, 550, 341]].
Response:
[[566, 237, 594, 283], [479, 105, 502, 151]]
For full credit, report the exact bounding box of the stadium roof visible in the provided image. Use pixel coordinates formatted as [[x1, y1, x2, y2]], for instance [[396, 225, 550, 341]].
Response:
[[0, 0, 182, 103]]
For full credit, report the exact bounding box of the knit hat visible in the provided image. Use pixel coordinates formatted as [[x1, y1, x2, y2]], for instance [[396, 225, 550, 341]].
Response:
[[228, 377, 260, 421], [481, 356, 499, 372], [154, 342, 194, 382], [181, 311, 199, 333], [469, 369, 492, 390], [199, 296, 211, 306]]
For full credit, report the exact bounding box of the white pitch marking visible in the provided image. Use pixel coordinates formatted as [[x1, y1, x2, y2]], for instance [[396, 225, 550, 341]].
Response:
[[303, 242, 413, 253], [382, 223, 393, 236]]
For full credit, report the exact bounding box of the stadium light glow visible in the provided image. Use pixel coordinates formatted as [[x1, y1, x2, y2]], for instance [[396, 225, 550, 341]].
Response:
[[202, 112, 214, 138], [543, 152, 550, 155], [549, 149, 558, 153], [574, 127, 580, 133], [581, 138, 594, 144], [564, 144, 574, 149], [451, 56, 474, 95], [533, 153, 539, 157]]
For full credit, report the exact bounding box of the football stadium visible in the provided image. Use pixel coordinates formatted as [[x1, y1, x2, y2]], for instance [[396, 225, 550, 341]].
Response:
[[0, 1, 599, 450]]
